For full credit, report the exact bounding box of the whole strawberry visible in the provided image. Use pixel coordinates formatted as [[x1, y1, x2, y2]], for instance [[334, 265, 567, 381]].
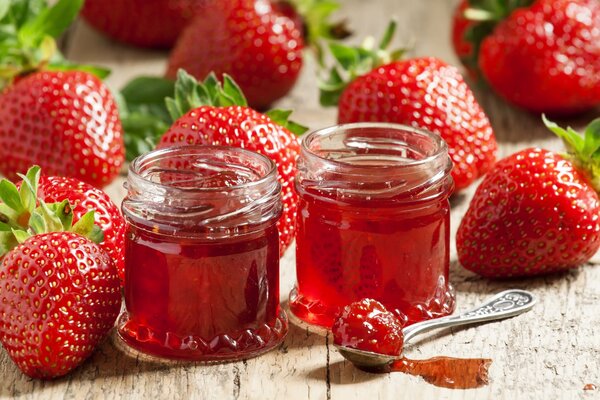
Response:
[[0, 167, 121, 378], [455, 0, 600, 114], [154, 71, 304, 255], [82, 0, 208, 48], [320, 21, 497, 191], [166, 0, 348, 109], [34, 176, 126, 285], [0, 0, 124, 188], [0, 71, 125, 188], [457, 117, 600, 278]]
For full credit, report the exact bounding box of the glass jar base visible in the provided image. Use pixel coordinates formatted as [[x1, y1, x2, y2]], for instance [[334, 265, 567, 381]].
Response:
[[116, 310, 288, 362], [289, 284, 456, 329]]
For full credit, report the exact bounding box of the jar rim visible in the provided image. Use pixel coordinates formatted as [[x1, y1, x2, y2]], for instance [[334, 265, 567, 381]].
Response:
[[128, 145, 278, 194], [301, 122, 449, 169]]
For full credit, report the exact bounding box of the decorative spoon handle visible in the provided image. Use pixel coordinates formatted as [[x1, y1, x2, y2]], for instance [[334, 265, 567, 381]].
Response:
[[402, 289, 536, 343]]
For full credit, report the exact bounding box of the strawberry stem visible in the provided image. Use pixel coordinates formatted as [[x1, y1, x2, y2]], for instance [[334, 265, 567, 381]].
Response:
[[460, 0, 535, 73], [0, 0, 110, 89], [543, 115, 600, 192], [319, 19, 406, 106], [0, 166, 104, 257]]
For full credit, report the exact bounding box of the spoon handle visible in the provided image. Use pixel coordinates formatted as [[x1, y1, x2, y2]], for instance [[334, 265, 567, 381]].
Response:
[[402, 289, 536, 343]]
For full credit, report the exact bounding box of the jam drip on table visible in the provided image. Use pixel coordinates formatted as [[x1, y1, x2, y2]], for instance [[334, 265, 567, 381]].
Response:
[[378, 356, 492, 389]]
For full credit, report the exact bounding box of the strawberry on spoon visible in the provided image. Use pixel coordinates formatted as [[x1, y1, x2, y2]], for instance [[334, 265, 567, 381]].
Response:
[[457, 117, 600, 278], [319, 20, 497, 191], [0, 166, 121, 379]]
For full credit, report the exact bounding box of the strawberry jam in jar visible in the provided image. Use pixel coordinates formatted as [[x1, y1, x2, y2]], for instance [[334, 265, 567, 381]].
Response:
[[118, 146, 287, 361], [290, 123, 456, 328]]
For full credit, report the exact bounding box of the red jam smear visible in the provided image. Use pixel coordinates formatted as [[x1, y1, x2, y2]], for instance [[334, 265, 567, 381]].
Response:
[[290, 187, 455, 328], [118, 221, 287, 361], [385, 356, 492, 389], [332, 298, 404, 356]]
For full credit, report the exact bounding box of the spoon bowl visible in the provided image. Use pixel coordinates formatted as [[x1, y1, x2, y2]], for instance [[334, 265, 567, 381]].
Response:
[[335, 289, 536, 369]]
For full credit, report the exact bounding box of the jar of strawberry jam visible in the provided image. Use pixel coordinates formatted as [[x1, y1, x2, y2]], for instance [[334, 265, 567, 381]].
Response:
[[118, 145, 287, 361], [290, 123, 456, 328]]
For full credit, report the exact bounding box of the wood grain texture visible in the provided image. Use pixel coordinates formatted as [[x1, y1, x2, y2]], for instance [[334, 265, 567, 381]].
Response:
[[2, 0, 600, 399]]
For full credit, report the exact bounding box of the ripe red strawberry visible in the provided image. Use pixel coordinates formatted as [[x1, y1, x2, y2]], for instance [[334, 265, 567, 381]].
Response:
[[455, 0, 600, 114], [332, 298, 404, 356], [0, 233, 121, 379], [0, 71, 125, 188], [0, 0, 125, 188], [457, 117, 600, 278], [81, 0, 208, 48], [320, 22, 497, 191], [35, 176, 126, 285], [155, 71, 304, 255], [0, 168, 121, 378], [166, 0, 348, 109]]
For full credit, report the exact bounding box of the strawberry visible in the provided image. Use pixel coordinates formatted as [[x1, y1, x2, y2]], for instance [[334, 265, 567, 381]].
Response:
[[319, 21, 497, 191], [0, 71, 125, 188], [34, 176, 126, 285], [0, 167, 121, 378], [332, 298, 404, 356], [166, 0, 349, 109], [81, 0, 208, 49], [457, 117, 600, 278], [0, 0, 124, 187], [150, 70, 305, 255], [455, 0, 600, 114]]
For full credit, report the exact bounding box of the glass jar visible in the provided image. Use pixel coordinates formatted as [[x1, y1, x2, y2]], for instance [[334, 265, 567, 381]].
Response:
[[290, 123, 456, 328], [118, 145, 287, 361]]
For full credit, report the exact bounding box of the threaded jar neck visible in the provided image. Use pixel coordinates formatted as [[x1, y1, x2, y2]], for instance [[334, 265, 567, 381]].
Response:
[[123, 145, 282, 238], [297, 122, 453, 204]]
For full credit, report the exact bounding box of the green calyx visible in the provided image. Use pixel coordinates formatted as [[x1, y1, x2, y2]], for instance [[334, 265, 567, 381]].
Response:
[[0, 166, 104, 257], [319, 19, 405, 107], [0, 0, 109, 90], [460, 0, 534, 72], [284, 0, 351, 63], [543, 115, 600, 192], [119, 69, 308, 161]]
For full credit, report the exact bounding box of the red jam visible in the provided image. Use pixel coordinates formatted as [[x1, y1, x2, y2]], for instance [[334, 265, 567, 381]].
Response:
[[290, 123, 456, 328], [118, 146, 287, 361], [332, 298, 404, 356]]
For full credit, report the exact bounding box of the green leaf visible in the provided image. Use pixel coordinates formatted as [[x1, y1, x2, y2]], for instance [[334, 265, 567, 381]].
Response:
[[46, 62, 111, 80], [88, 225, 104, 244], [0, 1, 11, 21], [72, 210, 104, 243], [0, 231, 17, 256], [583, 118, 600, 158], [121, 76, 175, 105], [46, 200, 73, 231], [265, 109, 309, 136], [16, 165, 40, 214], [28, 210, 46, 235], [11, 228, 30, 244], [542, 114, 584, 154], [37, 200, 63, 232], [0, 179, 24, 213], [19, 0, 83, 44], [220, 74, 248, 107]]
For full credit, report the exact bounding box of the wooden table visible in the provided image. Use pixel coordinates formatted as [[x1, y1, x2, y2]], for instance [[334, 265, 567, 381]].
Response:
[[2, 1, 600, 399]]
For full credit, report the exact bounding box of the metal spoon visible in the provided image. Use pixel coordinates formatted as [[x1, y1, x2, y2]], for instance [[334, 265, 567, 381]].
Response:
[[335, 289, 536, 369]]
